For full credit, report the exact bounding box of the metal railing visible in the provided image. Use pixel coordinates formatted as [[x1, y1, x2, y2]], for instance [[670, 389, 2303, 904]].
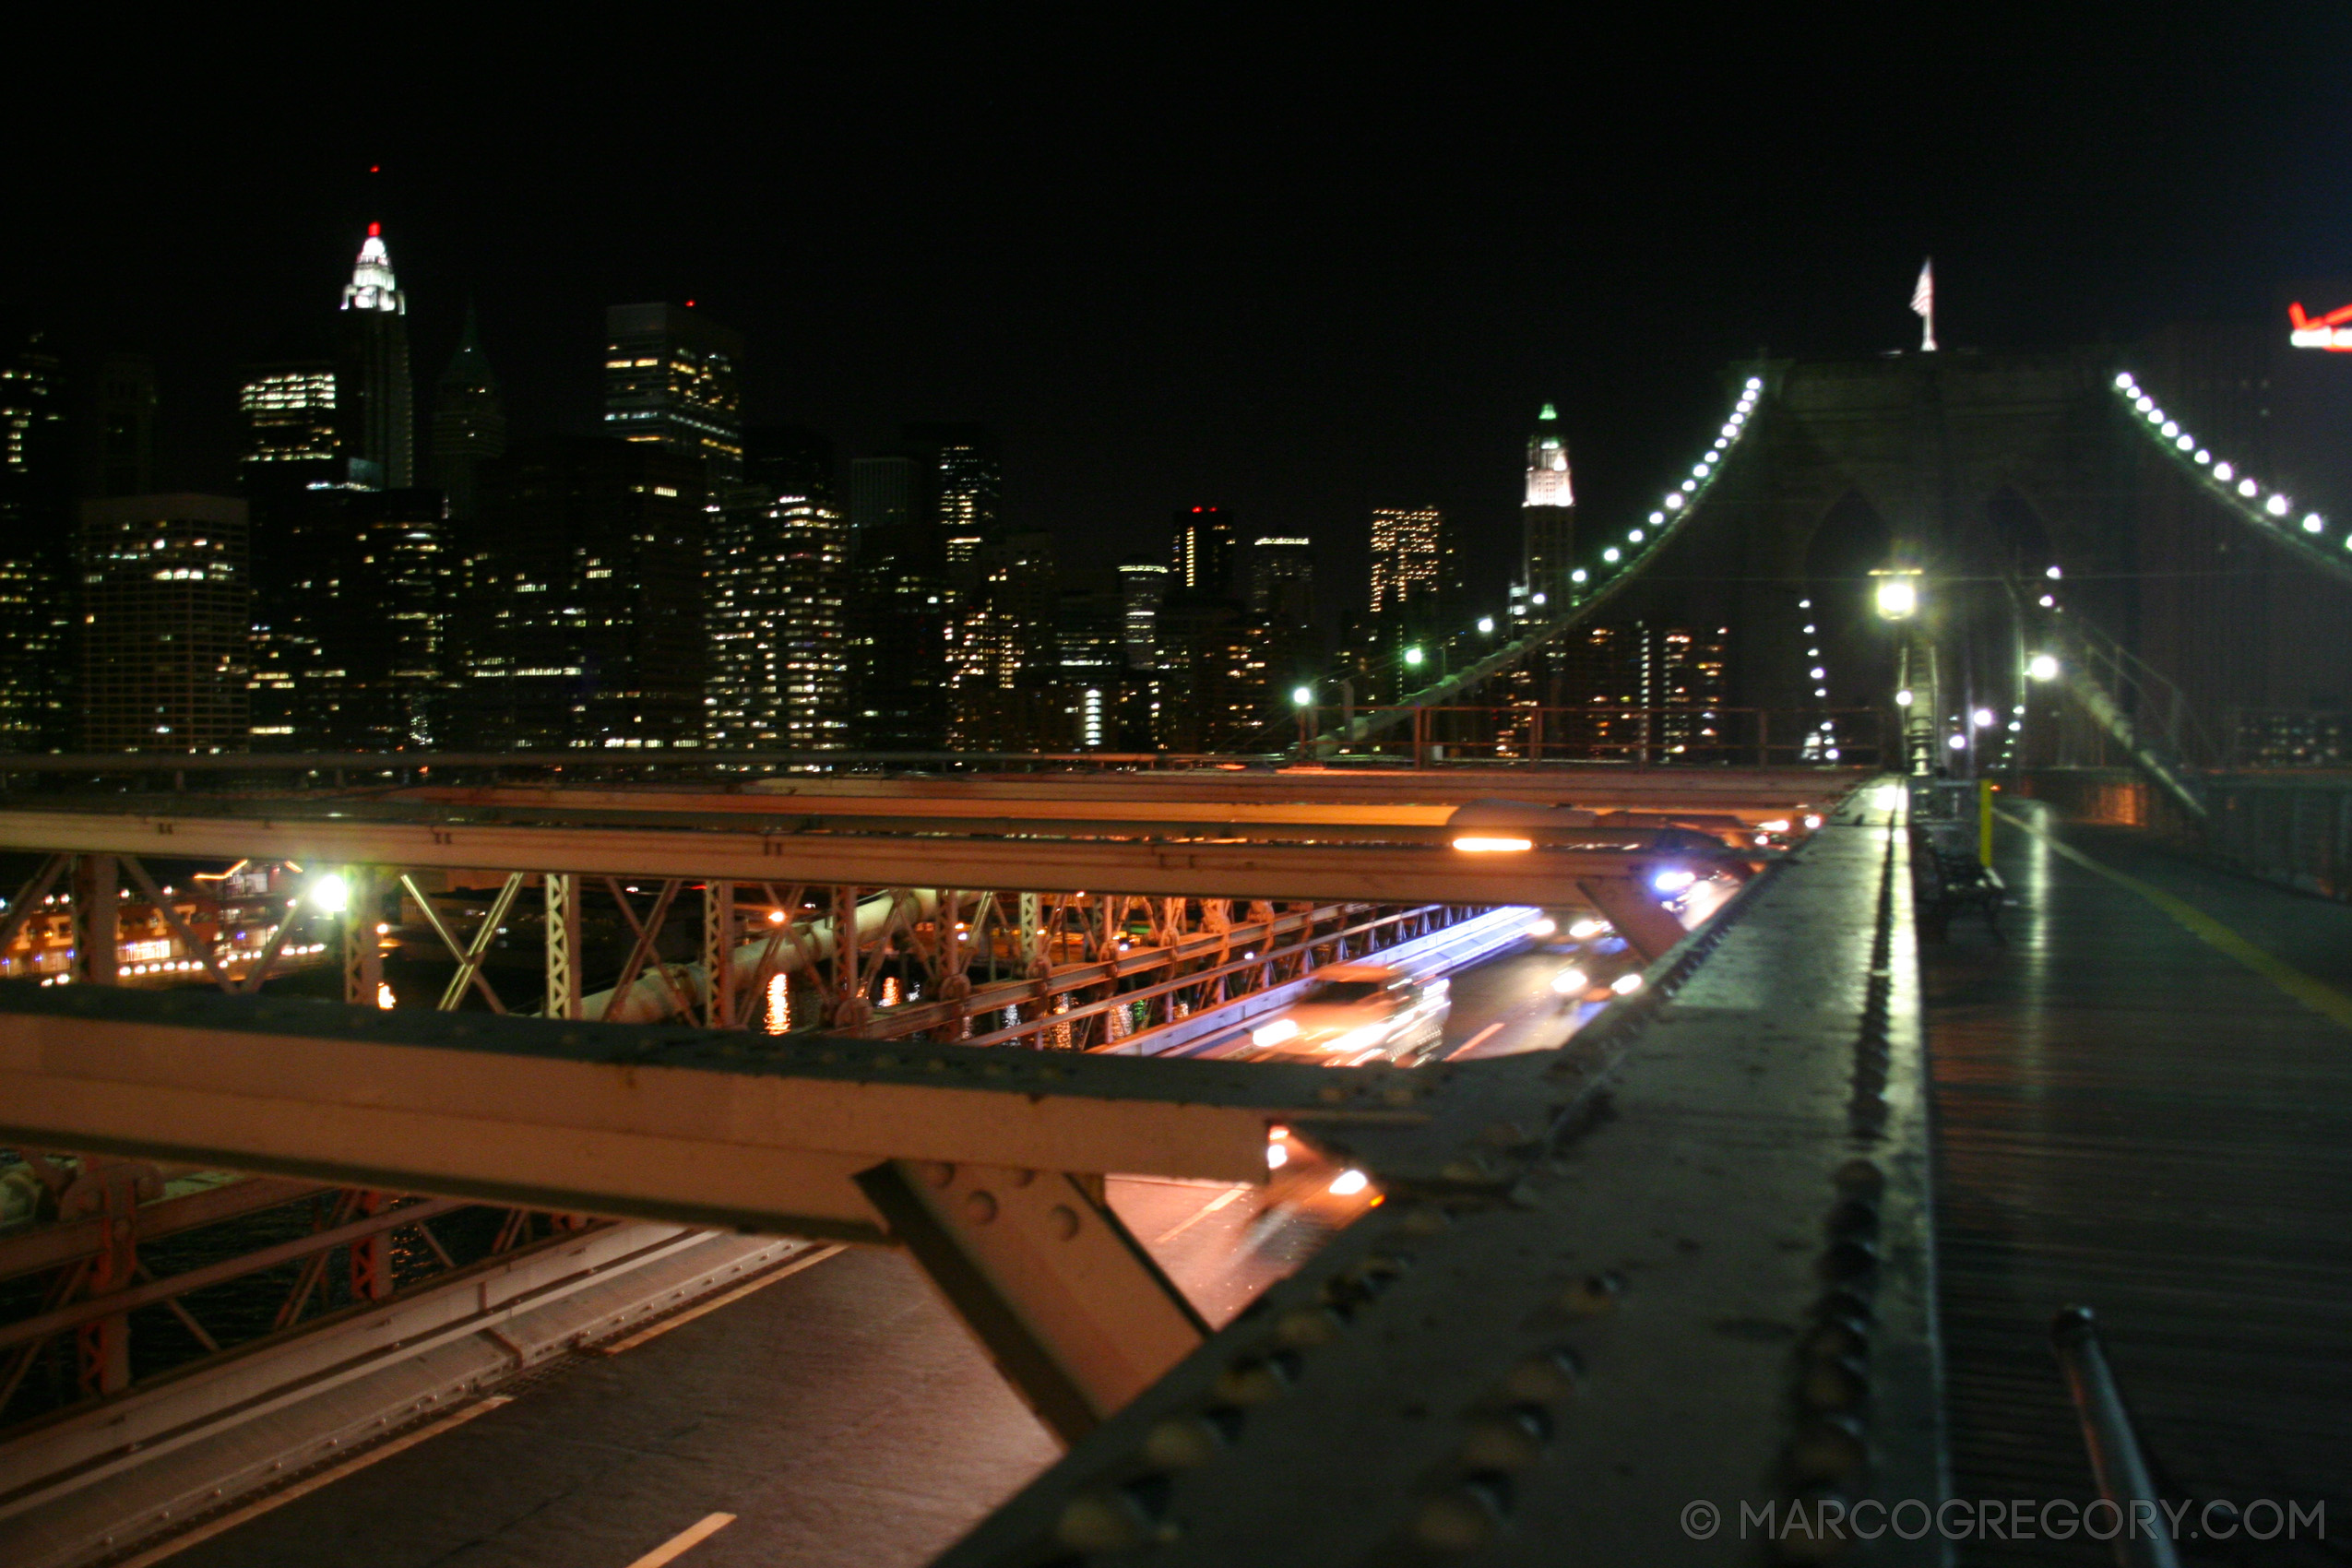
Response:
[[1291, 705, 1889, 768], [2051, 1306, 2181, 1568]]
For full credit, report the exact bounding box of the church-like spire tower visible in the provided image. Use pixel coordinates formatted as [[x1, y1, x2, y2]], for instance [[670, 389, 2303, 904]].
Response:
[[335, 223, 414, 486], [1520, 403, 1576, 611], [340, 223, 407, 315], [1524, 403, 1574, 507]]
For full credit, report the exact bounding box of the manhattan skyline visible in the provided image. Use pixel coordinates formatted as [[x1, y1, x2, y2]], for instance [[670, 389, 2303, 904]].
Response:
[[6, 16, 2346, 607]]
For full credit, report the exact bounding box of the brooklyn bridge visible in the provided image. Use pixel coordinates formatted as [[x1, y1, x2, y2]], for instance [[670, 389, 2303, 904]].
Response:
[[3, 345, 2347, 1567]]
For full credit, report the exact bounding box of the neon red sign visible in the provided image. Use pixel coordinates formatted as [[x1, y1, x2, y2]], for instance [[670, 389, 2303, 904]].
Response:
[[2288, 300, 2352, 351]]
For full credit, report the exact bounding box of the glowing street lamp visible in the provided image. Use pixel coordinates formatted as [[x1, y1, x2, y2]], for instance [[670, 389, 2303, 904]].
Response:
[[1403, 646, 1425, 669], [1871, 569, 1922, 621], [308, 873, 350, 915], [1291, 685, 1313, 707], [1477, 616, 1495, 635], [2025, 653, 2060, 682]]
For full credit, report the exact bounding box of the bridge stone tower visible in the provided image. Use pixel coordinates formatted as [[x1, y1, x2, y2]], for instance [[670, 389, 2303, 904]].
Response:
[[1621, 347, 2352, 758]]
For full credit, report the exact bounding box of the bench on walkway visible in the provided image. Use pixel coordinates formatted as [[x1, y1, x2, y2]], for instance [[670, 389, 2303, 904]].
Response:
[[1917, 832, 2004, 941]]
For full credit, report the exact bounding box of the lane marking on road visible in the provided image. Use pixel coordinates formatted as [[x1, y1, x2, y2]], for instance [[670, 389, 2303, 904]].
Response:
[[1999, 807, 2352, 1031], [624, 1512, 738, 1568], [599, 1244, 845, 1356], [1153, 1185, 1250, 1245], [115, 1395, 514, 1567], [1444, 1022, 1506, 1061]]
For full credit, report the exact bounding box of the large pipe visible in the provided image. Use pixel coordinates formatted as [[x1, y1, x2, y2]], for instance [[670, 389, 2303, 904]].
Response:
[[567, 888, 949, 1024]]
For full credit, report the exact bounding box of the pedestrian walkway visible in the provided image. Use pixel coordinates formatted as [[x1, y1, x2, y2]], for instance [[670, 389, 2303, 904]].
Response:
[[1928, 798, 2352, 1566]]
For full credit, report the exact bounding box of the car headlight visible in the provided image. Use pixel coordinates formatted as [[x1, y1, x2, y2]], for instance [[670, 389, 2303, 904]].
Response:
[[1550, 968, 1588, 995]]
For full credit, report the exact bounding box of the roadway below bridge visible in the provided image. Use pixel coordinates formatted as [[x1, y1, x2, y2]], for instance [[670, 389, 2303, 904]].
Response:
[[101, 932, 1605, 1568]]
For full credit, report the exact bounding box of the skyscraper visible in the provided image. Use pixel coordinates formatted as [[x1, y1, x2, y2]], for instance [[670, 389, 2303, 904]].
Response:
[[321, 489, 450, 749], [237, 350, 344, 749], [243, 260, 406, 753], [235, 362, 339, 481], [77, 494, 250, 752], [74, 352, 160, 500], [844, 453, 945, 749], [429, 304, 505, 524], [0, 331, 72, 749], [337, 225, 414, 488], [1553, 621, 1728, 762], [1117, 558, 1169, 671], [1057, 585, 1128, 751], [1251, 536, 1321, 704], [602, 303, 743, 483], [950, 529, 1063, 750], [902, 424, 1007, 710], [1368, 507, 1443, 618], [708, 429, 849, 750], [1156, 598, 1267, 751], [1160, 508, 1264, 748], [1169, 505, 1240, 598], [1248, 536, 1315, 626], [1521, 403, 1576, 611], [904, 422, 1003, 558], [245, 481, 449, 751], [454, 438, 707, 750], [848, 455, 917, 537]]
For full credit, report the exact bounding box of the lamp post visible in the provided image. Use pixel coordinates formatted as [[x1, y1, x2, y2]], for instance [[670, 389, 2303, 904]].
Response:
[[1872, 567, 1931, 774], [1291, 685, 1314, 756]]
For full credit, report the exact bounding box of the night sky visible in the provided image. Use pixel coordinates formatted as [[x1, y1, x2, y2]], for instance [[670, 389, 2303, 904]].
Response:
[[9, 16, 2347, 615]]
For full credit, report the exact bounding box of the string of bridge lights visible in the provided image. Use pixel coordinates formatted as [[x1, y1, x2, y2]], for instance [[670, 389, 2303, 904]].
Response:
[[1322, 375, 1772, 733], [1374, 376, 1769, 691], [1796, 597, 1844, 762], [1577, 375, 1766, 594], [2112, 371, 2338, 557]]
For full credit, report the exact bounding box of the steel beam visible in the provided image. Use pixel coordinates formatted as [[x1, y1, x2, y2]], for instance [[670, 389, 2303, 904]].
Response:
[[0, 1197, 468, 1353], [0, 1175, 320, 1285], [341, 865, 381, 1006], [68, 856, 116, 987], [544, 872, 581, 1020], [1574, 876, 1691, 964], [0, 809, 1741, 905], [0, 987, 1412, 1241], [858, 1160, 1208, 1443]]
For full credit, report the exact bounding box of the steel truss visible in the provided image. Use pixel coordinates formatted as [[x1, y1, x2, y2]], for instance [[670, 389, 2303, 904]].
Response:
[[0, 837, 1511, 1431], [0, 785, 1940, 1564], [0, 1157, 604, 1418]]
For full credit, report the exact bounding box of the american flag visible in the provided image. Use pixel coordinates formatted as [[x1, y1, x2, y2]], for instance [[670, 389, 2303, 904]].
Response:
[[1911, 258, 1937, 351]]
